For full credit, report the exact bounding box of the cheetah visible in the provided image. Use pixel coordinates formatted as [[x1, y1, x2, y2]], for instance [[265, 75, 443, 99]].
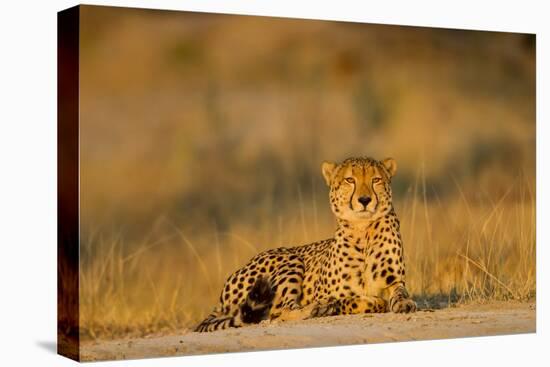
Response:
[[195, 157, 416, 332]]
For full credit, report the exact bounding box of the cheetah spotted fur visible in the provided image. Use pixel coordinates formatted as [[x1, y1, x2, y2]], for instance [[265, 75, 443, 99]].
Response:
[[195, 157, 416, 332]]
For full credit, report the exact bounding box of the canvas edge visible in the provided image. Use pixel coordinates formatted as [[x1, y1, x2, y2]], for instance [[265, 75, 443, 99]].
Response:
[[57, 4, 80, 362]]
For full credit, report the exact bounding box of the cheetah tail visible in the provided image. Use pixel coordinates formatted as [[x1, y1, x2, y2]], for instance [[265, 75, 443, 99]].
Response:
[[240, 276, 275, 324], [194, 277, 275, 332]]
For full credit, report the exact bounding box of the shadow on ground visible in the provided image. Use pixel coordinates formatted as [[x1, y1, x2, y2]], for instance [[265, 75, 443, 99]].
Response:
[[413, 291, 461, 310], [36, 340, 57, 354]]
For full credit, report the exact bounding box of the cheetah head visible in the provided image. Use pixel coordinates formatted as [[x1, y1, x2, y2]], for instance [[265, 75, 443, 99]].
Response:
[[321, 157, 396, 223]]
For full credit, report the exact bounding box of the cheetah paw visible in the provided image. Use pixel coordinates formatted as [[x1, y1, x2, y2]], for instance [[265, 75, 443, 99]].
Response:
[[391, 298, 417, 313], [310, 302, 336, 318]]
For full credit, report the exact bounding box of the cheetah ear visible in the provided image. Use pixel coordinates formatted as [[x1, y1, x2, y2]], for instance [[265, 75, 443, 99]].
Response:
[[381, 158, 397, 177], [321, 161, 337, 186]]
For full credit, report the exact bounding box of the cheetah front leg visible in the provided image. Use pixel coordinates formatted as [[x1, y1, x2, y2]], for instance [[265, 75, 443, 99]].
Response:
[[310, 295, 387, 318]]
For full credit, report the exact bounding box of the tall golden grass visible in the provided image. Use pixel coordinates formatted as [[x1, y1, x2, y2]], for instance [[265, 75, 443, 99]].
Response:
[[78, 168, 535, 340]]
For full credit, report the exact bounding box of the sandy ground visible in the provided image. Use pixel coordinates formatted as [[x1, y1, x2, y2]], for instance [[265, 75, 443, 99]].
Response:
[[80, 302, 535, 362]]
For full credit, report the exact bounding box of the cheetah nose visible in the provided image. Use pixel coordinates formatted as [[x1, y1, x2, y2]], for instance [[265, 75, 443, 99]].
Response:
[[358, 196, 372, 207]]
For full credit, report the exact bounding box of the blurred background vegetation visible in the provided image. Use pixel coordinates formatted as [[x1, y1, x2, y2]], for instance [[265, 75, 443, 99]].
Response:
[[77, 6, 535, 339]]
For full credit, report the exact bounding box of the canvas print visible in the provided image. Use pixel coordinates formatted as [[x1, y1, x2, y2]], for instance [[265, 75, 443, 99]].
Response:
[[57, 5, 536, 362]]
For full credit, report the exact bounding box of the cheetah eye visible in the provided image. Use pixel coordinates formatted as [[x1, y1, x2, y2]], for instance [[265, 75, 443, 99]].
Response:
[[345, 177, 355, 184], [372, 177, 382, 184]]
